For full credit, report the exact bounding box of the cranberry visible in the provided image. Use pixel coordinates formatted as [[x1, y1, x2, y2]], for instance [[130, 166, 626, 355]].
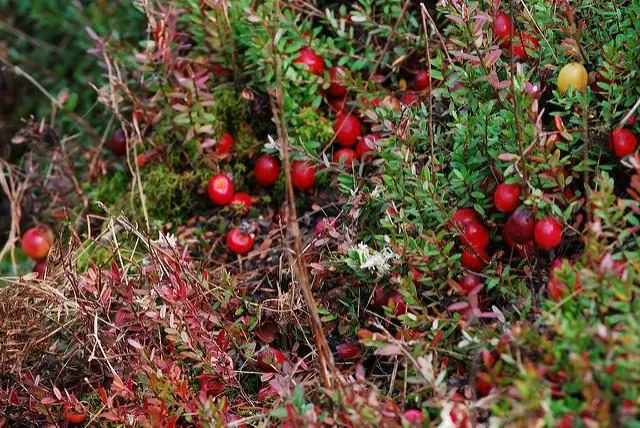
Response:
[[207, 174, 234, 205], [401, 92, 418, 105], [403, 409, 424, 425], [451, 208, 480, 228], [504, 207, 534, 244], [534, 217, 563, 250], [511, 34, 539, 60], [335, 343, 360, 360], [461, 247, 489, 271], [328, 97, 347, 113], [33, 260, 47, 278], [557, 414, 575, 428], [333, 113, 362, 147], [494, 182, 522, 213], [461, 221, 490, 250], [493, 12, 513, 47], [257, 347, 286, 372], [413, 70, 431, 91], [291, 160, 316, 190], [107, 128, 127, 156], [609, 128, 637, 158], [327, 67, 348, 98], [355, 134, 380, 160], [476, 372, 494, 397], [63, 404, 88, 424], [294, 47, 325, 76], [230, 192, 252, 211], [254, 154, 280, 186], [226, 227, 254, 255], [459, 274, 481, 294], [21, 227, 52, 260], [216, 132, 234, 155], [333, 148, 355, 166]]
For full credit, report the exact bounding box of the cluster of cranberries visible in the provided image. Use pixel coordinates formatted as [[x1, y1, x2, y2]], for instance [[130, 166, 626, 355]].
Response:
[[294, 46, 383, 167], [20, 226, 52, 277]]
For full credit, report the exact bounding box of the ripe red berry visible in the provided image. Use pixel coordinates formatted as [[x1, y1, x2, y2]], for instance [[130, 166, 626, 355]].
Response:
[[291, 160, 316, 190], [335, 343, 360, 360], [257, 347, 286, 372], [403, 409, 424, 425], [511, 34, 539, 60], [207, 174, 234, 205], [33, 260, 47, 278], [355, 134, 380, 160], [476, 372, 494, 397], [107, 128, 127, 156], [451, 208, 480, 228], [327, 67, 348, 98], [216, 132, 234, 155], [534, 217, 563, 250], [328, 96, 347, 113], [226, 227, 254, 255], [254, 154, 280, 186], [294, 47, 325, 76], [413, 70, 431, 91], [494, 182, 522, 213], [504, 207, 534, 244], [21, 227, 52, 260], [493, 12, 513, 47], [333, 113, 362, 147], [333, 147, 355, 166], [461, 247, 489, 271], [400, 92, 417, 106], [459, 274, 481, 294], [230, 192, 252, 210], [63, 404, 88, 424], [609, 128, 638, 158], [461, 221, 490, 250]]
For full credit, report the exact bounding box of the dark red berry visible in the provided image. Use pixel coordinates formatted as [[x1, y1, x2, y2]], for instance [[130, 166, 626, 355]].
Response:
[[493, 12, 513, 47], [226, 227, 254, 255], [107, 128, 127, 156], [476, 372, 494, 397], [294, 47, 325, 76], [216, 132, 234, 155], [334, 113, 362, 147], [609, 128, 637, 157], [413, 70, 431, 91], [254, 154, 280, 186], [494, 182, 522, 213], [461, 247, 489, 271], [451, 208, 480, 228], [328, 97, 347, 113], [459, 274, 481, 294], [511, 34, 539, 60], [461, 221, 490, 250], [230, 192, 252, 211], [291, 160, 316, 190], [534, 217, 563, 249], [327, 67, 348, 98], [333, 148, 355, 166], [33, 260, 47, 278], [207, 174, 234, 205], [355, 134, 380, 160], [504, 207, 534, 244]]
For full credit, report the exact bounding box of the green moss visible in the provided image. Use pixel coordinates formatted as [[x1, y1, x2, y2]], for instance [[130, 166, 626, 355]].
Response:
[[142, 164, 201, 224], [90, 170, 130, 207], [211, 87, 249, 135], [235, 123, 261, 157], [289, 107, 334, 156]]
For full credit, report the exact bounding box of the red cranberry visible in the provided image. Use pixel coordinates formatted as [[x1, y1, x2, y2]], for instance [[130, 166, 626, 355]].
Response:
[[451, 208, 480, 228], [461, 221, 490, 250], [226, 227, 254, 255], [504, 207, 534, 244], [107, 129, 127, 156], [21, 227, 52, 260], [534, 217, 563, 250], [459, 274, 481, 294], [511, 34, 539, 60], [33, 260, 47, 278], [355, 134, 380, 160], [254, 154, 280, 186], [294, 47, 325, 76], [327, 67, 348, 98], [461, 247, 489, 272], [207, 174, 234, 205], [230, 192, 252, 211], [413, 70, 431, 91], [334, 113, 362, 147], [216, 132, 234, 155], [291, 160, 316, 190], [494, 182, 522, 213], [333, 148, 356, 166], [493, 12, 513, 47], [609, 128, 637, 157]]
